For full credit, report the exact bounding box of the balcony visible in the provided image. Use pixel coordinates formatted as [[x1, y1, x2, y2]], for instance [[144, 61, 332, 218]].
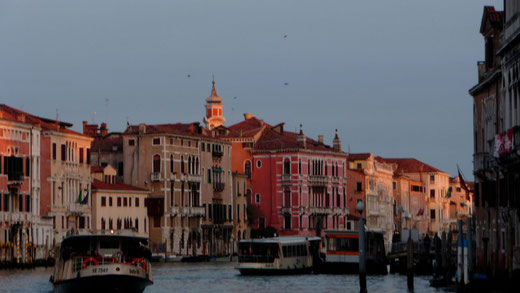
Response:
[[281, 174, 291, 183], [69, 204, 88, 215], [150, 172, 161, 182], [281, 206, 292, 214], [308, 175, 328, 186], [187, 174, 201, 183], [309, 207, 330, 215], [333, 207, 343, 215], [473, 152, 493, 173], [187, 206, 206, 218], [213, 182, 225, 192], [170, 206, 179, 216]]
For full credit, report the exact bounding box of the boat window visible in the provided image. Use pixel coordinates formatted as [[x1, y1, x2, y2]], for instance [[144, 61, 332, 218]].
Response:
[[100, 239, 120, 249]]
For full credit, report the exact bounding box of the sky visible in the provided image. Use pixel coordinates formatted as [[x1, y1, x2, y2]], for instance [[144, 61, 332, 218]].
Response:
[[0, 0, 504, 179]]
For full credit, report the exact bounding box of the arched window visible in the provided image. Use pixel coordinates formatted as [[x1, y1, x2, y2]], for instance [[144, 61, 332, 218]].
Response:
[[170, 154, 174, 173], [188, 157, 192, 174], [195, 158, 199, 175], [325, 162, 328, 176], [283, 158, 290, 174], [244, 161, 251, 178], [153, 155, 161, 173], [181, 156, 185, 174]]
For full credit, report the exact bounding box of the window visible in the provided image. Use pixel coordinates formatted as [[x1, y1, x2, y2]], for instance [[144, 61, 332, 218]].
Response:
[[430, 209, 436, 220], [25, 195, 30, 212], [135, 218, 139, 231], [61, 144, 66, 161], [101, 196, 106, 207], [19, 194, 23, 212], [181, 157, 185, 174], [357, 163, 362, 169], [284, 214, 291, 230], [430, 175, 435, 183], [255, 193, 261, 204], [393, 182, 397, 190], [86, 148, 90, 164], [117, 197, 121, 207], [101, 218, 105, 230], [201, 143, 205, 151], [153, 138, 160, 145], [109, 197, 113, 206], [3, 193, 9, 211], [52, 143, 57, 160], [153, 155, 161, 173], [170, 155, 174, 173], [456, 187, 461, 192], [123, 197, 128, 207], [135, 197, 139, 207], [79, 148, 84, 163], [256, 160, 262, 168], [237, 204, 240, 222], [299, 159, 301, 174], [207, 169, 211, 183], [245, 161, 251, 178], [430, 189, 435, 199], [208, 204, 212, 219], [25, 157, 30, 176], [128, 139, 135, 146], [356, 182, 362, 192], [283, 158, 290, 174]]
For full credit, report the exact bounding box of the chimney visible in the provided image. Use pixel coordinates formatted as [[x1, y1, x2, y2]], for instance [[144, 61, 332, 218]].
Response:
[[333, 129, 341, 152], [100, 123, 107, 136], [243, 113, 253, 120], [139, 124, 146, 135], [297, 124, 306, 149], [318, 135, 324, 144], [82, 121, 88, 134]]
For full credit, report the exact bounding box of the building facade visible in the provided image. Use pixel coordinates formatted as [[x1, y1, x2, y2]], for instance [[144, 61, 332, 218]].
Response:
[[91, 165, 149, 238]]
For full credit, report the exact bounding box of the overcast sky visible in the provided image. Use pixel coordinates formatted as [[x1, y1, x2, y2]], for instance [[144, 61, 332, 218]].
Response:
[[0, 0, 503, 179]]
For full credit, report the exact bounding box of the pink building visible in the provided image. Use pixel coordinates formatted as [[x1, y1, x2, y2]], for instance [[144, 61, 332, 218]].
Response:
[[248, 125, 348, 236]]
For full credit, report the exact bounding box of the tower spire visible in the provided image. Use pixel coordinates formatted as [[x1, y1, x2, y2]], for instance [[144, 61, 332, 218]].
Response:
[[203, 79, 225, 130]]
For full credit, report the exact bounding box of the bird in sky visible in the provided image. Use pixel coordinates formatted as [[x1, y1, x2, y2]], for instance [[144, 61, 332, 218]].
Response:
[[283, 34, 288, 38], [187, 74, 191, 78]]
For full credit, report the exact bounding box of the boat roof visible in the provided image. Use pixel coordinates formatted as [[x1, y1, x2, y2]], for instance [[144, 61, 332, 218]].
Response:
[[324, 229, 384, 236], [239, 236, 321, 245], [60, 232, 148, 246]]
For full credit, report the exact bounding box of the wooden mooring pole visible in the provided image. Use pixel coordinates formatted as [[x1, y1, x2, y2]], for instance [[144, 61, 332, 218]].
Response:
[[407, 236, 414, 291]]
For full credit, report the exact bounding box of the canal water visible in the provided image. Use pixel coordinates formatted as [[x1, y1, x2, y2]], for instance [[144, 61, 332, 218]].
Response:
[[0, 262, 450, 293]]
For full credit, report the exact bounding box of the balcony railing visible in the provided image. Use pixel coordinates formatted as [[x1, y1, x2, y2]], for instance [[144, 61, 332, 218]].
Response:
[[333, 207, 343, 215], [187, 206, 205, 217], [331, 176, 340, 184], [187, 174, 201, 183], [473, 152, 492, 173], [150, 172, 161, 182], [69, 204, 88, 215], [213, 182, 225, 192], [308, 175, 328, 186], [170, 206, 179, 216], [309, 207, 330, 215], [281, 206, 291, 214], [281, 174, 291, 182]]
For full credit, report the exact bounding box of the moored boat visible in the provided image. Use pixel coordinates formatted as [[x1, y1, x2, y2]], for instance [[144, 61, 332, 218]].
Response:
[[236, 236, 321, 275], [50, 231, 153, 293], [320, 229, 387, 274]]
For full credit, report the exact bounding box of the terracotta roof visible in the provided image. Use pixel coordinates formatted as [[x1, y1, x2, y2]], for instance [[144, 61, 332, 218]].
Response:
[[92, 133, 123, 152], [254, 127, 338, 152], [347, 153, 372, 161], [91, 166, 105, 173], [224, 117, 270, 139], [92, 179, 147, 192], [124, 122, 209, 138], [375, 157, 446, 174], [0, 104, 88, 137], [480, 6, 504, 34]]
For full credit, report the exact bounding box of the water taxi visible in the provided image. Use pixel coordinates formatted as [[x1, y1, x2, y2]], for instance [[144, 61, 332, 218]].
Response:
[[50, 231, 153, 293], [236, 236, 321, 275], [321, 230, 387, 274]]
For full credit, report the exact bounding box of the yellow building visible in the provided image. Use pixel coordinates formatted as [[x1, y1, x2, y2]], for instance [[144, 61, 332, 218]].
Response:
[[91, 165, 149, 238]]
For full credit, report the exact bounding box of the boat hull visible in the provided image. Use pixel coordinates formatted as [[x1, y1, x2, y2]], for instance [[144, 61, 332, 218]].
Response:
[[53, 274, 152, 293], [238, 266, 313, 275]]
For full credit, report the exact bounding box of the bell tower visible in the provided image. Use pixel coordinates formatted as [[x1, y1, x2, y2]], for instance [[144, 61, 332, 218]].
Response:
[[203, 80, 226, 130]]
